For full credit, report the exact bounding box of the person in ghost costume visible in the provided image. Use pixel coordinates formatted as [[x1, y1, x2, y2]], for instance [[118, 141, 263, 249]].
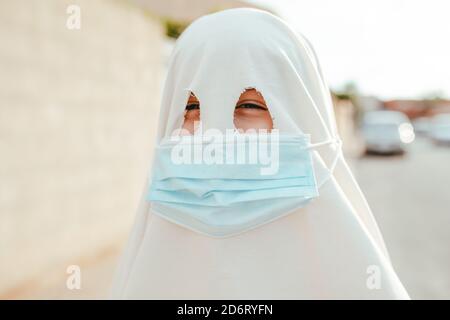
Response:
[[110, 8, 409, 299]]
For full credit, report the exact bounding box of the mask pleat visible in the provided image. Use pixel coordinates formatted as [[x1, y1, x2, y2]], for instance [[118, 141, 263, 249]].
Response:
[[147, 133, 319, 237]]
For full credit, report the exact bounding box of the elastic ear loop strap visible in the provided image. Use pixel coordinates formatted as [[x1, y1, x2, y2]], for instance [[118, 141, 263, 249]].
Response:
[[307, 137, 343, 188]]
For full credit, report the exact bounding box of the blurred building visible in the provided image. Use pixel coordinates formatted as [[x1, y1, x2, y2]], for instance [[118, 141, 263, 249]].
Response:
[[132, 0, 273, 21], [356, 96, 384, 113], [384, 99, 450, 118], [0, 0, 164, 298]]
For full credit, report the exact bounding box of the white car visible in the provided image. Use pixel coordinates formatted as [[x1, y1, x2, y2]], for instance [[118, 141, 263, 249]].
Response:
[[362, 110, 415, 154], [429, 114, 450, 145]]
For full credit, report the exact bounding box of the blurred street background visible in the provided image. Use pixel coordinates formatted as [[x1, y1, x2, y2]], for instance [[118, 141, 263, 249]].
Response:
[[1, 0, 449, 299]]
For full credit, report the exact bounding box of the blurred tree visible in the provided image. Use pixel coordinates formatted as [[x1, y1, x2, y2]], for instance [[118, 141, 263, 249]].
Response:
[[334, 81, 364, 127], [163, 18, 189, 39]]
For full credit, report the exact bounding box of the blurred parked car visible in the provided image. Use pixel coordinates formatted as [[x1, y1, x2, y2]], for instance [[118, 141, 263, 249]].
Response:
[[362, 110, 415, 155], [429, 114, 450, 145]]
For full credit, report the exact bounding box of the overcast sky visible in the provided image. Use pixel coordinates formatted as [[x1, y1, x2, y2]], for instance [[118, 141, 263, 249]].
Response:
[[250, 0, 450, 99]]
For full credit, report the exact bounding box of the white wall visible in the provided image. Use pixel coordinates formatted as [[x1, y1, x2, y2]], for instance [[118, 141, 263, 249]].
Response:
[[0, 0, 163, 295]]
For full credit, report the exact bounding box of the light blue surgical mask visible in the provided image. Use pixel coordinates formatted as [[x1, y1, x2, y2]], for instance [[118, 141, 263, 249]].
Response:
[[147, 132, 341, 237]]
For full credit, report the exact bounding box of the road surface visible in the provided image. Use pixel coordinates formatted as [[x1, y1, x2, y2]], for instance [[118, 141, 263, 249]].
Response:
[[349, 136, 450, 299]]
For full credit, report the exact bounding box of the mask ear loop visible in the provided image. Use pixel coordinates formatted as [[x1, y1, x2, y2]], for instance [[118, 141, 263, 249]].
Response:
[[328, 138, 343, 172], [307, 137, 343, 188]]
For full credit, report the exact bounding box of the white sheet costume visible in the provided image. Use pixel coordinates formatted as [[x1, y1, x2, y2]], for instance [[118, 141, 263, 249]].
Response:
[[110, 8, 409, 299]]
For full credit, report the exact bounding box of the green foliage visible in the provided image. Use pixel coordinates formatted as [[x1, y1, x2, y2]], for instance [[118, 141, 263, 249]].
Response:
[[163, 18, 189, 39]]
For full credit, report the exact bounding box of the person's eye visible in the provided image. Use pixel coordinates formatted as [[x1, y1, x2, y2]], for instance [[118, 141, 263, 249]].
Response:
[[235, 103, 267, 110], [185, 103, 200, 111]]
